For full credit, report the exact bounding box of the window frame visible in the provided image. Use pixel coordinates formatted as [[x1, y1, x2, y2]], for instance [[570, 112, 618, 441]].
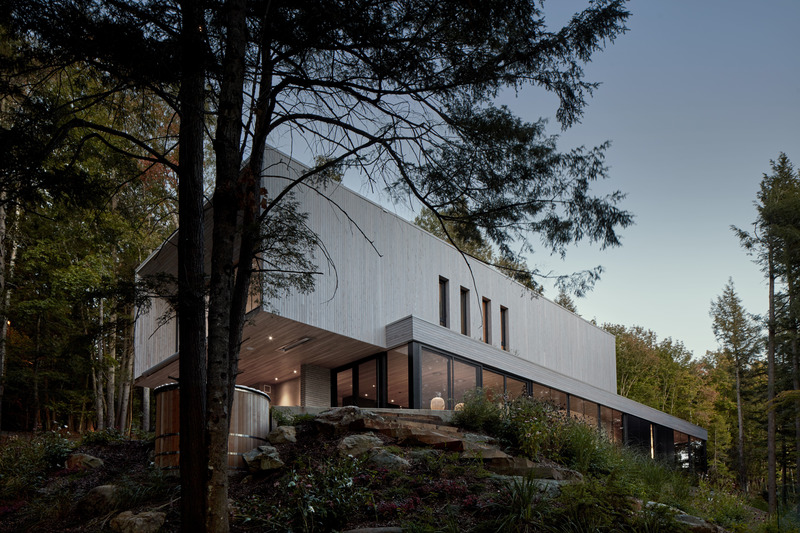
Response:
[[481, 297, 491, 344], [460, 287, 470, 335], [439, 277, 449, 327]]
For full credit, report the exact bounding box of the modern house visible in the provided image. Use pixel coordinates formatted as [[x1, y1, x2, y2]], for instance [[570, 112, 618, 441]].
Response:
[[134, 147, 707, 469]]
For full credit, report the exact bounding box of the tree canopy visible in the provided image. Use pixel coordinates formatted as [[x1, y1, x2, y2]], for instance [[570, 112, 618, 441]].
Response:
[[5, 1, 633, 530]]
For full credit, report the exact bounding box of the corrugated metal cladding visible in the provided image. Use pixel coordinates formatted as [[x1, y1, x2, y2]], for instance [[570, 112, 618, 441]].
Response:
[[261, 147, 616, 394]]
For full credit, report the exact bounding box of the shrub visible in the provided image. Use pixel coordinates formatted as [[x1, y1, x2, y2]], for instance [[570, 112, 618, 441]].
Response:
[[271, 408, 316, 427], [451, 388, 503, 435], [237, 455, 370, 532], [538, 476, 639, 532], [0, 432, 73, 499], [79, 428, 126, 446], [687, 479, 751, 531], [500, 395, 567, 461]]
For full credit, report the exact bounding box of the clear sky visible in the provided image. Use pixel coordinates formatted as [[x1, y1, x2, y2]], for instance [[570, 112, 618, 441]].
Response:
[[502, 0, 800, 358], [335, 0, 800, 359]]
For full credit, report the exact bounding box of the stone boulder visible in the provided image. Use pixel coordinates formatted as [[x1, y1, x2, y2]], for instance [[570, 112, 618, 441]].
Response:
[[645, 502, 727, 533], [66, 453, 104, 470], [366, 448, 411, 471], [315, 406, 384, 435], [77, 484, 122, 516], [242, 445, 284, 472], [526, 462, 583, 482], [338, 434, 383, 457], [395, 427, 464, 450], [482, 454, 537, 476], [109, 510, 166, 533], [267, 425, 297, 444]]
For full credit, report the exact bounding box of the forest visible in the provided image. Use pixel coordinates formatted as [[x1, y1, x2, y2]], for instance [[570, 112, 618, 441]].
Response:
[[1, 0, 799, 530]]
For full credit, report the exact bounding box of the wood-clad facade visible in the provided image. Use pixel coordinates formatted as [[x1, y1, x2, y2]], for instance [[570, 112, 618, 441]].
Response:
[[134, 147, 707, 467]]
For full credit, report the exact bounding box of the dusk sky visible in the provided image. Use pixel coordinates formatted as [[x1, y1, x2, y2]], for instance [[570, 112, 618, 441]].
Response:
[[335, 0, 800, 358], [506, 0, 800, 357]]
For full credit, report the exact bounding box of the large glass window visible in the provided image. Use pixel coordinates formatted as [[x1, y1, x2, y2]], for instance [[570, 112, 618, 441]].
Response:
[[387, 348, 409, 408], [550, 389, 568, 413], [674, 430, 690, 469], [421, 349, 449, 410], [452, 360, 478, 407], [358, 360, 377, 408], [506, 377, 527, 400], [601, 406, 623, 444], [336, 368, 353, 407], [570, 396, 598, 427], [532, 383, 550, 402], [482, 369, 505, 401]]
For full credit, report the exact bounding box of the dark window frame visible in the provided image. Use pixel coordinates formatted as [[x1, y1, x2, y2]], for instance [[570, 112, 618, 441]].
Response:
[[500, 306, 509, 350], [460, 287, 470, 335], [439, 277, 449, 327], [482, 297, 491, 344]]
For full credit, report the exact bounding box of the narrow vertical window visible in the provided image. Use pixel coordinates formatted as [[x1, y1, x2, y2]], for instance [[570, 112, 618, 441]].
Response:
[[481, 297, 491, 343], [500, 306, 509, 350], [439, 277, 449, 327], [460, 287, 470, 335]]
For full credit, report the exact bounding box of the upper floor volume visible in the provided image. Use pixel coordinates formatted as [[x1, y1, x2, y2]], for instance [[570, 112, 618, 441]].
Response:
[[133, 146, 707, 469]]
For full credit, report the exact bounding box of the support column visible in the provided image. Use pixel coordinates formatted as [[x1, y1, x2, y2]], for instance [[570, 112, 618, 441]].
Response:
[[300, 365, 331, 407]]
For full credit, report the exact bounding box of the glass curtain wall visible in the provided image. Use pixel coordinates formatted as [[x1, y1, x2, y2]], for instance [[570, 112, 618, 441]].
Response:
[[452, 360, 478, 407], [386, 348, 409, 408], [421, 349, 449, 410]]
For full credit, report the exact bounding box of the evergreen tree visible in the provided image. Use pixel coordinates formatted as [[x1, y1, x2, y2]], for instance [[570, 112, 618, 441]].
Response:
[[734, 153, 800, 512], [710, 279, 762, 493]]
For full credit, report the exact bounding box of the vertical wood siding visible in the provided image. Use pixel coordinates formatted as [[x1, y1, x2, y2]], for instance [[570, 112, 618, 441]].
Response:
[[134, 295, 177, 380], [261, 148, 617, 393]]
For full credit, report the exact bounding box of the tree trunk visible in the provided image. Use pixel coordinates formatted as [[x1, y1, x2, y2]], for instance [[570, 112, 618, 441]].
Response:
[[117, 314, 134, 434], [106, 309, 116, 430], [205, 2, 248, 530], [735, 363, 747, 492], [177, 2, 209, 531], [142, 387, 150, 433], [32, 315, 42, 430], [788, 269, 800, 497], [0, 196, 7, 432], [92, 366, 104, 431], [768, 243, 777, 513]]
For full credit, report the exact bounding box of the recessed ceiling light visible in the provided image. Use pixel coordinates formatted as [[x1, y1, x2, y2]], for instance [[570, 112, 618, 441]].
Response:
[[293, 370, 297, 374], [274, 377, 278, 381]]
